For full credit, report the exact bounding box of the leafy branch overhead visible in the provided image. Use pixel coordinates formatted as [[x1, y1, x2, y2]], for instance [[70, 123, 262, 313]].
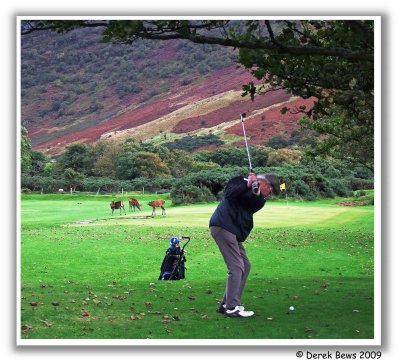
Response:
[[21, 19, 375, 170], [22, 20, 373, 61]]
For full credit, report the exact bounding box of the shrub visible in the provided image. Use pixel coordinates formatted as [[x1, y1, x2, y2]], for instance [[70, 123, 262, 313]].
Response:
[[21, 175, 67, 192], [131, 177, 175, 193], [164, 135, 224, 151], [350, 178, 374, 191], [330, 179, 353, 197], [171, 184, 215, 205], [82, 177, 133, 193], [266, 134, 291, 149], [289, 180, 317, 200]]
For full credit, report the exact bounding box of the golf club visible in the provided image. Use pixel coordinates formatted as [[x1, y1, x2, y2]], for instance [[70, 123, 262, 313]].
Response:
[[240, 112, 253, 172], [240, 113, 259, 194]]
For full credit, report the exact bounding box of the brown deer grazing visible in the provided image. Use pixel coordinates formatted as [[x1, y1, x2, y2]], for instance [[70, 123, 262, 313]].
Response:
[[128, 197, 141, 212], [148, 199, 166, 216], [110, 201, 126, 215]]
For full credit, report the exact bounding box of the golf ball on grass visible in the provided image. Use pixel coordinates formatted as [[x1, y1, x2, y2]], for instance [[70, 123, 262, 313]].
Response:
[[289, 306, 295, 311]]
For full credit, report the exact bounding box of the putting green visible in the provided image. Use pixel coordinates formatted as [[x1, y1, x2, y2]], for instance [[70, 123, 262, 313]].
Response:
[[79, 202, 372, 230]]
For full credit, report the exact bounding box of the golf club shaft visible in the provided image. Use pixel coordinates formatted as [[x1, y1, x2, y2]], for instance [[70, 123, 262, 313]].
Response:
[[240, 114, 253, 172], [241, 114, 259, 194]]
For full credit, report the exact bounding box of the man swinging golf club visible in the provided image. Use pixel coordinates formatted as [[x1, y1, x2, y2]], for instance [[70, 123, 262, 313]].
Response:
[[209, 113, 280, 318]]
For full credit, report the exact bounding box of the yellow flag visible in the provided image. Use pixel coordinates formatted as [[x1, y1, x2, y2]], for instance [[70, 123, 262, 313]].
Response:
[[280, 183, 286, 191]]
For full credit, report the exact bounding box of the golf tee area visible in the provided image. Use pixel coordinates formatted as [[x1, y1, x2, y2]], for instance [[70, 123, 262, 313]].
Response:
[[19, 192, 375, 342]]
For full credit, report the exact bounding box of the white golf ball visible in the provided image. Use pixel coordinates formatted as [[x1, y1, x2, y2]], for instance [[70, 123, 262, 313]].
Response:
[[289, 306, 295, 311]]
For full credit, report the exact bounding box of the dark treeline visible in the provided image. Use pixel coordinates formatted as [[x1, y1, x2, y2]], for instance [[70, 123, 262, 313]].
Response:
[[21, 127, 373, 204]]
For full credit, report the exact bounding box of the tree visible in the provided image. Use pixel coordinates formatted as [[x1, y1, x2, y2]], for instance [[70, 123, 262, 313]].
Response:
[[164, 150, 196, 177], [22, 20, 375, 170], [92, 140, 123, 177], [43, 162, 54, 177], [30, 150, 50, 176], [63, 168, 85, 191], [56, 143, 94, 175], [132, 152, 171, 178], [21, 127, 32, 175]]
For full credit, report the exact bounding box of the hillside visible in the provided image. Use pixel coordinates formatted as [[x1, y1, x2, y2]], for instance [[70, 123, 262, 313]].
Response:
[[20, 26, 313, 155]]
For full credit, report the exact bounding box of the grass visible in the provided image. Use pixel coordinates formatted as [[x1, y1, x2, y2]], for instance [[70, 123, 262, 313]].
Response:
[[19, 192, 375, 341]]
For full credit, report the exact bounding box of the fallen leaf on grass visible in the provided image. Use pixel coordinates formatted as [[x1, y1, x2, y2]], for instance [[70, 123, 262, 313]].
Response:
[[112, 295, 126, 300], [80, 309, 90, 317], [41, 320, 53, 327]]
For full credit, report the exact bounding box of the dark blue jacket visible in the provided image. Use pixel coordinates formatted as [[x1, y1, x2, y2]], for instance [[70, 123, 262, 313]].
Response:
[[209, 176, 266, 242]]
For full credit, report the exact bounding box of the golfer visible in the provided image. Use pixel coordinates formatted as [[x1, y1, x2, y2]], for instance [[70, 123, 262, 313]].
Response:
[[210, 172, 279, 317]]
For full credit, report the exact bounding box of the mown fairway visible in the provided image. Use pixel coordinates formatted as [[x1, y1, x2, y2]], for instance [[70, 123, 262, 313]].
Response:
[[19, 193, 375, 341]]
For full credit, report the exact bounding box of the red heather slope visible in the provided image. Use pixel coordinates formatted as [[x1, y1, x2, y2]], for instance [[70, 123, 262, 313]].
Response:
[[32, 65, 313, 155], [226, 97, 316, 144]]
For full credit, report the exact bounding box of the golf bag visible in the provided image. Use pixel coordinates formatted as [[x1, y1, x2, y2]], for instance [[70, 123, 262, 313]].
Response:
[[159, 236, 190, 280]]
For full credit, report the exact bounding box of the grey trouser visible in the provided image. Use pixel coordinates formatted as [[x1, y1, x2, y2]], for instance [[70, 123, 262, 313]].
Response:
[[210, 226, 251, 309]]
